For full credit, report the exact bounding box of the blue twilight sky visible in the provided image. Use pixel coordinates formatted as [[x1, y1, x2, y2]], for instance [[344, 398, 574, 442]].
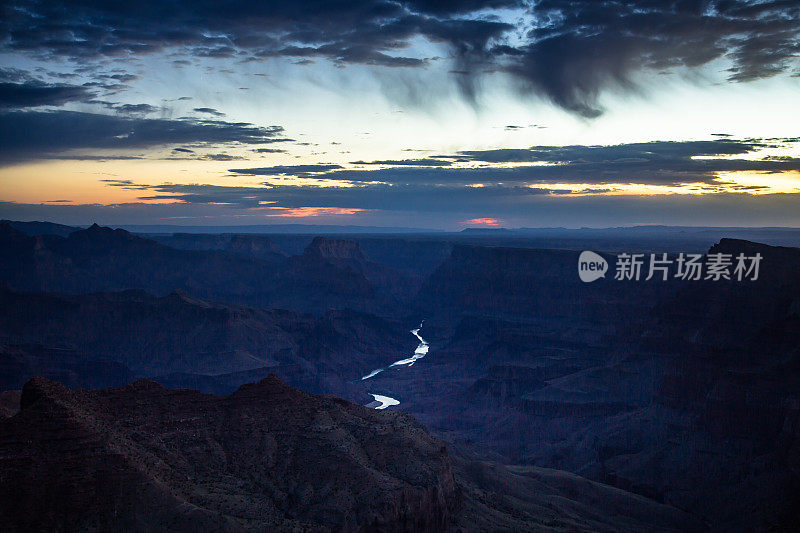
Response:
[[0, 0, 799, 229]]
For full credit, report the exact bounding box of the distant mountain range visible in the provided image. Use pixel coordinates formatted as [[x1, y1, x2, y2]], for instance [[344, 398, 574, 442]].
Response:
[[0, 222, 413, 314], [0, 219, 79, 237]]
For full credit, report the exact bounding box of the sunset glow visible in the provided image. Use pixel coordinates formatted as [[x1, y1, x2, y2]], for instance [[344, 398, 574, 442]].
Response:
[[464, 218, 502, 227], [1, 1, 798, 228]]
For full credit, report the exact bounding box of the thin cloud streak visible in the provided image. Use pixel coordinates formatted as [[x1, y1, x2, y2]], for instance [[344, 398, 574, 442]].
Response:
[[0, 110, 288, 164], [229, 138, 800, 187]]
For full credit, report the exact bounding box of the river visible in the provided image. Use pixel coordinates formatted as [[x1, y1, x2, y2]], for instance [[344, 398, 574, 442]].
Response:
[[362, 321, 427, 409]]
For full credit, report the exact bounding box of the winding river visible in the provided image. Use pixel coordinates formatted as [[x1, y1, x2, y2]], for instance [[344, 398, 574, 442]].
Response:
[[362, 321, 427, 409]]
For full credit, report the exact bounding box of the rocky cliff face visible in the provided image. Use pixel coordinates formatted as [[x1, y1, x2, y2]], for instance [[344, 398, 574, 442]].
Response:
[[0, 287, 417, 402], [414, 244, 677, 334], [0, 390, 20, 418], [226, 234, 284, 261], [392, 240, 800, 530], [296, 236, 417, 305], [154, 233, 285, 262], [0, 376, 460, 532], [611, 239, 800, 528], [0, 343, 134, 392], [304, 236, 367, 261]]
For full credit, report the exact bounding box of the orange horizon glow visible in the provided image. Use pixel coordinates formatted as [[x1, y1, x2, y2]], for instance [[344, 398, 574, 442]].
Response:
[[464, 218, 501, 226]]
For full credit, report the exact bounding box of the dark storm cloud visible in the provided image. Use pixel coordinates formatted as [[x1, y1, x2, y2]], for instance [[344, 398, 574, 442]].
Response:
[[0, 0, 512, 67], [404, 0, 523, 16], [0, 81, 93, 108], [1, 2, 797, 116], [491, 1, 800, 116], [256, 44, 430, 68], [229, 139, 800, 186], [0, 110, 287, 164]]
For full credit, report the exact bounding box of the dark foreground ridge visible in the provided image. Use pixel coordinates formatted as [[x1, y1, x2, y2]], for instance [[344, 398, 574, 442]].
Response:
[[0, 377, 699, 532], [1, 375, 458, 532]]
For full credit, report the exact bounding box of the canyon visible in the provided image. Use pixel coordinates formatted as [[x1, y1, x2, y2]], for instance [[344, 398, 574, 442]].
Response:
[[1, 221, 798, 530]]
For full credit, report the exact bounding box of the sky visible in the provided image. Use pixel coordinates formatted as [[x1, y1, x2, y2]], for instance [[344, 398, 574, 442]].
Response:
[[0, 0, 799, 229]]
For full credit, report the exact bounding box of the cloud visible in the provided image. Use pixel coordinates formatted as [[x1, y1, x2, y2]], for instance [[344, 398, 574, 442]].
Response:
[[163, 151, 247, 161], [193, 107, 225, 117], [0, 110, 288, 164], [404, 0, 522, 16], [0, 200, 372, 226], [227, 164, 344, 176], [198, 153, 246, 161], [102, 180, 557, 211], [0, 0, 511, 68], [490, 1, 800, 116], [112, 103, 160, 115], [229, 138, 800, 186], [3, 1, 795, 116], [7, 187, 800, 229], [350, 158, 453, 166], [11, 132, 800, 225], [0, 81, 93, 109], [468, 139, 768, 159]]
